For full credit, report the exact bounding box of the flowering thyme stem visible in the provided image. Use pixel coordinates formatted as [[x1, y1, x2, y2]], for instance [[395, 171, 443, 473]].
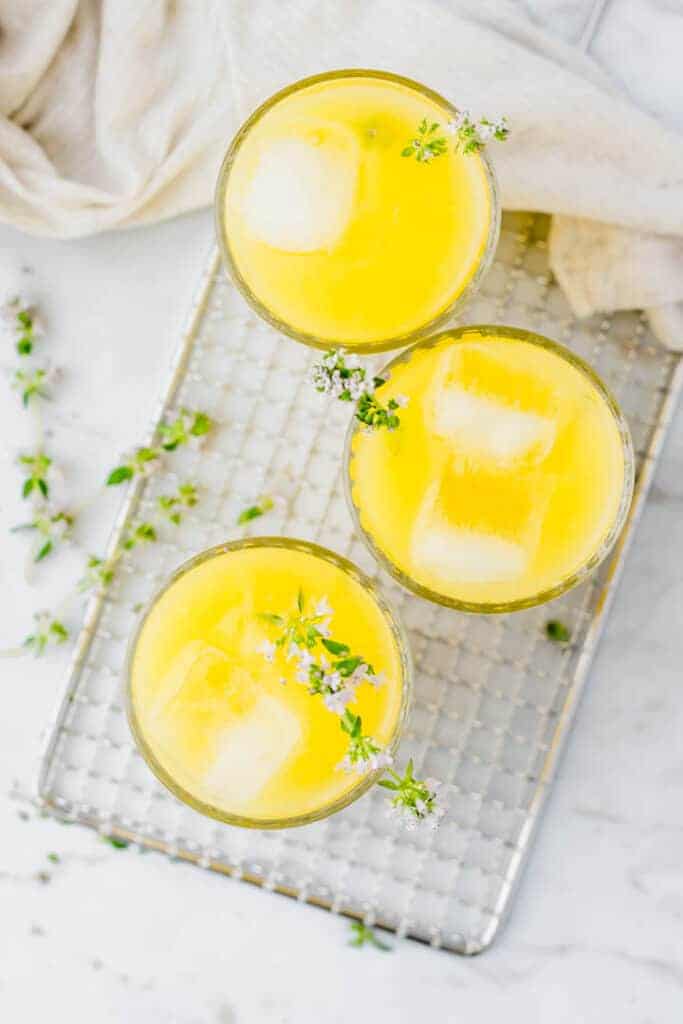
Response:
[[311, 350, 407, 432], [259, 591, 443, 826]]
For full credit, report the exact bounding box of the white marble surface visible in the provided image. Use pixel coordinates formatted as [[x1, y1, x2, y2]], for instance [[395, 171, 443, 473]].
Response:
[[1, 3, 683, 1021]]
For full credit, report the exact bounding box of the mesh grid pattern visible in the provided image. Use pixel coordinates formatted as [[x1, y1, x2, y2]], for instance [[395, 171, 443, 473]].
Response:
[[38, 213, 681, 954]]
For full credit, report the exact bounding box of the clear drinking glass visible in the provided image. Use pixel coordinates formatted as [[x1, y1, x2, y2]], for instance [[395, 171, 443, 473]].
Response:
[[215, 69, 500, 354], [345, 326, 635, 613], [126, 537, 412, 829]]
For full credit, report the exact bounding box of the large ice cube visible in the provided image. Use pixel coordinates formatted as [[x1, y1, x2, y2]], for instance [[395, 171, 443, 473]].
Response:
[[431, 384, 556, 464], [202, 694, 302, 808], [240, 137, 358, 252], [150, 641, 230, 720], [412, 485, 527, 585]]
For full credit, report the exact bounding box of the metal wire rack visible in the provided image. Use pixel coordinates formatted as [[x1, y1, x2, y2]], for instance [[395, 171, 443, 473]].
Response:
[[37, 213, 682, 954]]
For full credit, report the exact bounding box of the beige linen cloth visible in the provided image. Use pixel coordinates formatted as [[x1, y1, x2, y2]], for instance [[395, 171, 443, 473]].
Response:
[[0, 0, 682, 347]]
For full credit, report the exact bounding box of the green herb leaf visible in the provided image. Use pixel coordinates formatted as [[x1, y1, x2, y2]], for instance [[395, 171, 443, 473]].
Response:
[[103, 836, 129, 850], [545, 620, 571, 644], [348, 920, 392, 952], [106, 465, 133, 486], [237, 505, 265, 525], [321, 638, 350, 657]]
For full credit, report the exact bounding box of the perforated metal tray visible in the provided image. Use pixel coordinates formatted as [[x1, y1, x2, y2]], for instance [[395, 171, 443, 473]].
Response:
[[37, 213, 682, 954]]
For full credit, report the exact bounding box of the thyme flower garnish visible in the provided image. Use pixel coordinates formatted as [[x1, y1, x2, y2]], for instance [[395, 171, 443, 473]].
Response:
[[379, 760, 445, 830], [402, 111, 509, 162], [11, 508, 73, 562], [23, 612, 69, 656], [348, 920, 393, 952], [18, 451, 52, 499], [311, 350, 407, 431], [259, 591, 442, 826], [401, 119, 448, 162]]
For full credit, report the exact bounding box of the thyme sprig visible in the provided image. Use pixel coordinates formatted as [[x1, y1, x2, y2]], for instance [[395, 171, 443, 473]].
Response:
[[311, 350, 407, 432], [18, 452, 52, 499], [12, 366, 56, 407], [402, 111, 509, 163], [11, 508, 73, 562], [2, 296, 44, 356], [157, 483, 198, 525], [401, 118, 448, 162], [259, 591, 442, 827], [379, 759, 445, 830], [159, 408, 213, 451], [23, 612, 69, 656]]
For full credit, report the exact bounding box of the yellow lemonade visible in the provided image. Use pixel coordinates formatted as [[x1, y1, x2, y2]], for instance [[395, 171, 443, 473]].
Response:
[[217, 70, 497, 351], [348, 328, 633, 610], [128, 540, 408, 826]]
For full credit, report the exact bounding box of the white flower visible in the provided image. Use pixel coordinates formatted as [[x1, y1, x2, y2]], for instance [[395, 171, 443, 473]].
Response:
[[476, 122, 495, 143], [296, 648, 315, 669], [348, 663, 369, 687], [317, 620, 331, 638], [296, 666, 310, 684], [322, 670, 342, 692], [315, 596, 332, 618], [394, 395, 409, 408], [287, 643, 300, 661], [446, 110, 471, 135], [367, 671, 386, 688], [258, 640, 276, 663], [324, 688, 354, 715]]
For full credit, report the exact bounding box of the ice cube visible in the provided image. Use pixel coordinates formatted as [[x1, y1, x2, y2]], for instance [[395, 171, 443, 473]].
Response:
[[240, 137, 358, 252], [412, 519, 527, 584], [150, 641, 230, 720], [411, 485, 527, 585], [431, 384, 555, 464], [202, 694, 302, 808]]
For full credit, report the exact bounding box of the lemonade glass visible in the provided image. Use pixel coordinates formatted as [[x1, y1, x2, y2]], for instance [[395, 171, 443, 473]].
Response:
[[215, 69, 500, 353], [126, 537, 411, 828], [346, 326, 635, 612]]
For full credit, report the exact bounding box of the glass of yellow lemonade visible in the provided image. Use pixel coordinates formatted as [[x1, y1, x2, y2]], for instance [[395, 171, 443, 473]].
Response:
[[215, 70, 500, 353], [126, 538, 410, 828], [347, 326, 634, 612]]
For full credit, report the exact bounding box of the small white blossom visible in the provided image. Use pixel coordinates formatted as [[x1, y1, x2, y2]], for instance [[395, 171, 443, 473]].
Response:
[[367, 671, 386, 688], [317, 620, 331, 638], [322, 670, 342, 692], [324, 688, 354, 715], [313, 597, 331, 620], [394, 395, 409, 408], [446, 110, 471, 135], [296, 647, 315, 669], [259, 640, 276, 663], [287, 643, 300, 661], [476, 122, 495, 143]]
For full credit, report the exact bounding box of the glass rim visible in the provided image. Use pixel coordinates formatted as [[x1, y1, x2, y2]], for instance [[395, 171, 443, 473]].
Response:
[[125, 536, 413, 830], [214, 68, 501, 354], [344, 325, 636, 614]]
